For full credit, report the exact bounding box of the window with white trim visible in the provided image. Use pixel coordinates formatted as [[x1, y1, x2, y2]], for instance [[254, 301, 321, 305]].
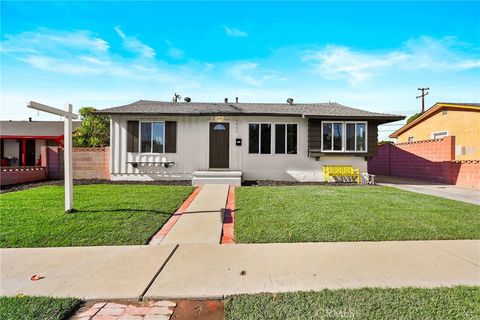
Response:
[[432, 131, 448, 139], [322, 121, 367, 152], [408, 136, 415, 142], [249, 123, 271, 154], [275, 124, 298, 154], [140, 122, 165, 153]]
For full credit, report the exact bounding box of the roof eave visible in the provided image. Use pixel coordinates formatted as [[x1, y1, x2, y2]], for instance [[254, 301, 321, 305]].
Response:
[[94, 111, 405, 122]]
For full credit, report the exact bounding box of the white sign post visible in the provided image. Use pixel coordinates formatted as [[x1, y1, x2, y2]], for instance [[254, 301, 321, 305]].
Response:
[[27, 101, 78, 212]]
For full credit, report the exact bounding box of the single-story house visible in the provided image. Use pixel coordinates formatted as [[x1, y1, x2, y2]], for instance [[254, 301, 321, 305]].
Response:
[[0, 120, 81, 166], [389, 102, 480, 160], [96, 99, 404, 184]]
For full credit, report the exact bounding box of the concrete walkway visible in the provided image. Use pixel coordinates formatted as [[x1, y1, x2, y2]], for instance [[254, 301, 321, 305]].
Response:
[[376, 175, 480, 205], [161, 184, 229, 244], [1, 240, 479, 300]]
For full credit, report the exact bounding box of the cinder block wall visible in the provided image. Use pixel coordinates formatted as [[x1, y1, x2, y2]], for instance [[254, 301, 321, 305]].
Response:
[[72, 147, 110, 180], [0, 167, 47, 186], [451, 161, 480, 189], [389, 137, 455, 183], [41, 146, 110, 180], [367, 143, 391, 176], [368, 136, 480, 188]]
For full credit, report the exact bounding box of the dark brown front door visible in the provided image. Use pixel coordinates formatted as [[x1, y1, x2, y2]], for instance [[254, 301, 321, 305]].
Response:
[[26, 139, 36, 166], [209, 122, 229, 169]]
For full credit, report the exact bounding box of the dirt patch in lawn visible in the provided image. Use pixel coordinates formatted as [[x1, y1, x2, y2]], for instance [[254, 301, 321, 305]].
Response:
[[1, 179, 191, 193]]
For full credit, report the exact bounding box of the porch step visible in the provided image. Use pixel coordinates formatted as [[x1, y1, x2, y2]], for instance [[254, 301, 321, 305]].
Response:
[[192, 171, 242, 186]]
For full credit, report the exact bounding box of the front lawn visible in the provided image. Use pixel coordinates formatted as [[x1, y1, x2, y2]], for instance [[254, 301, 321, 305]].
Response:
[[0, 184, 194, 247], [0, 296, 82, 320], [225, 286, 480, 320], [235, 186, 480, 243]]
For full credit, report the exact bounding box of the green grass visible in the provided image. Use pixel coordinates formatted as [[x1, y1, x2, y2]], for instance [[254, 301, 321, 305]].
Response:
[[235, 186, 480, 243], [0, 296, 82, 320], [0, 184, 194, 248], [225, 286, 480, 320]]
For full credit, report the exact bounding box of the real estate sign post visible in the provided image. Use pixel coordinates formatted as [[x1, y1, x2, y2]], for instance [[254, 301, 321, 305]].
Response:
[[27, 101, 78, 212]]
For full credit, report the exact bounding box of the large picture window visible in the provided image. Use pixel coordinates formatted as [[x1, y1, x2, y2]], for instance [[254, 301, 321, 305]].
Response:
[[140, 122, 165, 153], [322, 121, 367, 152], [249, 123, 272, 154], [275, 124, 298, 154]]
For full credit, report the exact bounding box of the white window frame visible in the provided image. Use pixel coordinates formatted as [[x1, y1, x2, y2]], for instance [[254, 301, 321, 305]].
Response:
[[431, 131, 448, 139], [274, 123, 299, 155], [139, 121, 166, 154], [321, 121, 368, 153], [408, 136, 415, 142], [248, 122, 273, 155]]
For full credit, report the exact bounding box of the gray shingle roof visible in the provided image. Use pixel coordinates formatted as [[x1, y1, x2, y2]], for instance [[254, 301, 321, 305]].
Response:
[[96, 100, 404, 122], [0, 121, 81, 137]]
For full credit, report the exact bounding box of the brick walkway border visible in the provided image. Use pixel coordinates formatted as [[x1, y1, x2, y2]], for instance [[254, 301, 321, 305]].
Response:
[[148, 186, 202, 245], [221, 186, 235, 244]]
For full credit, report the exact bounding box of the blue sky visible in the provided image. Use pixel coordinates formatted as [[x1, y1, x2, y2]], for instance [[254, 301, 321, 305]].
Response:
[[1, 1, 479, 139]]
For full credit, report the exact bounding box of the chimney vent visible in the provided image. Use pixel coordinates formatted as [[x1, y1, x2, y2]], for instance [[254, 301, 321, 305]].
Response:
[[287, 98, 294, 105], [184, 97, 191, 103], [224, 98, 228, 103], [235, 97, 239, 103]]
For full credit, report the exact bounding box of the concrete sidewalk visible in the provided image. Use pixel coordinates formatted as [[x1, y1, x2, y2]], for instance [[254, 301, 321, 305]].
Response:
[[145, 240, 480, 299], [0, 245, 177, 300], [161, 184, 229, 244], [1, 240, 479, 300], [376, 175, 480, 205]]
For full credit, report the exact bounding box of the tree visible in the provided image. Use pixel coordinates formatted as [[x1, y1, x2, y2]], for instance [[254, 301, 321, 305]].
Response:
[[407, 112, 422, 124], [73, 107, 110, 147]]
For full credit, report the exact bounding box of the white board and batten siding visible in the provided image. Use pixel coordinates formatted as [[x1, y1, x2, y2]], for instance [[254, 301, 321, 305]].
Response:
[[109, 115, 368, 182]]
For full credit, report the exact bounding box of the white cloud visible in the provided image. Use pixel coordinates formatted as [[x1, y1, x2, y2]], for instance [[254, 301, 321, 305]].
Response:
[[303, 36, 480, 85], [204, 63, 215, 71], [226, 62, 282, 86], [114, 26, 156, 58], [0, 27, 198, 84], [223, 26, 248, 38], [0, 28, 109, 54], [165, 40, 184, 59]]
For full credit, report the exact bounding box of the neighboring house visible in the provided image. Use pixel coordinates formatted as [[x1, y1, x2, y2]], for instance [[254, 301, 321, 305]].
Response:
[[97, 99, 403, 184], [0, 120, 81, 166], [389, 102, 480, 160]]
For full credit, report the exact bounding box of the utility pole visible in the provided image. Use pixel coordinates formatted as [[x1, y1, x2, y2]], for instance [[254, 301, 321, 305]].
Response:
[[416, 87, 429, 113]]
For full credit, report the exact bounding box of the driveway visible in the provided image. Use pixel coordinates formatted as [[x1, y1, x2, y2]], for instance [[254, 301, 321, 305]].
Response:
[[376, 175, 480, 205]]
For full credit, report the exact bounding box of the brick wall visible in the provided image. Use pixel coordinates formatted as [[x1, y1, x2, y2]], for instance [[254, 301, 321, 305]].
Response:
[[368, 136, 480, 188], [41, 146, 110, 180]]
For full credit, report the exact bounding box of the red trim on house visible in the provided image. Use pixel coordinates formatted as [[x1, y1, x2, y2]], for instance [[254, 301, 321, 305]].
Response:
[[221, 185, 236, 244], [148, 186, 202, 245], [0, 135, 64, 140], [21, 139, 26, 166]]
